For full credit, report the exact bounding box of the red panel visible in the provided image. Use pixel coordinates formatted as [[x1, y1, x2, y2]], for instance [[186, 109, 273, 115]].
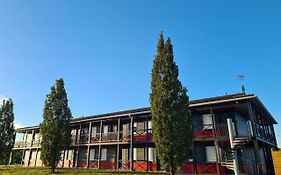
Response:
[[77, 160, 87, 168], [89, 160, 98, 169], [99, 161, 116, 169], [197, 163, 226, 174], [134, 135, 146, 142], [180, 163, 194, 173], [194, 130, 213, 138], [133, 161, 157, 172]]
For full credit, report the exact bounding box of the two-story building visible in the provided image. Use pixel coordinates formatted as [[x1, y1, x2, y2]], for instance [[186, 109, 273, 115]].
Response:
[[11, 93, 278, 174]]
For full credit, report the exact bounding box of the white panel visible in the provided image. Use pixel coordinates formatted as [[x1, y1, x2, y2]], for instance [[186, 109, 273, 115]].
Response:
[[37, 151, 41, 160], [148, 147, 154, 161], [71, 129, 76, 135], [24, 150, 30, 166], [27, 133, 33, 142], [133, 148, 137, 161], [31, 150, 37, 160], [148, 120, 152, 129], [101, 148, 107, 161], [122, 148, 128, 161], [103, 125, 109, 134], [90, 149, 96, 160], [206, 146, 216, 162], [202, 114, 213, 129], [68, 150, 74, 160], [91, 127, 97, 136], [112, 125, 117, 132]]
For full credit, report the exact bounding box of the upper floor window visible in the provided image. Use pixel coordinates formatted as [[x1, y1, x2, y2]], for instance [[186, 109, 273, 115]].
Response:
[[202, 114, 213, 130]]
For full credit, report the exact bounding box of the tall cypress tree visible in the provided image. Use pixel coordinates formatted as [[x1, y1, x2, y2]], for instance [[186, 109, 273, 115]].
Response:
[[0, 99, 15, 164], [40, 78, 72, 172], [150, 33, 192, 175]]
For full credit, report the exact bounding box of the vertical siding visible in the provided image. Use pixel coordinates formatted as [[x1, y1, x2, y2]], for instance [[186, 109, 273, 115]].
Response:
[[272, 150, 281, 175]]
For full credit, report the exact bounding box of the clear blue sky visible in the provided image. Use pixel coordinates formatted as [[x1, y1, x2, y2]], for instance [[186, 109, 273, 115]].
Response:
[[0, 1, 280, 145]]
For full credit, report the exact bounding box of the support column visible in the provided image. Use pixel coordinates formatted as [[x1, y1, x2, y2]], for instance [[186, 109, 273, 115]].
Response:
[[34, 148, 38, 167], [116, 118, 120, 169], [146, 115, 149, 172], [61, 150, 65, 168], [8, 150, 13, 165], [211, 107, 221, 175], [130, 115, 134, 171], [76, 124, 82, 168], [21, 149, 25, 165], [247, 102, 262, 173], [98, 120, 102, 169], [87, 121, 92, 168], [30, 130, 35, 147], [192, 141, 197, 174]]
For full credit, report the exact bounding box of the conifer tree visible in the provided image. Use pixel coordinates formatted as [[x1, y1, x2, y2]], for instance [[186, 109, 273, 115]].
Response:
[[150, 33, 192, 175], [40, 78, 72, 172], [0, 99, 15, 164]]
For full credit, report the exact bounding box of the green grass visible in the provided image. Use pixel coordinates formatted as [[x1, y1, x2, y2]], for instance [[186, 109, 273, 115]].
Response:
[[0, 165, 169, 175]]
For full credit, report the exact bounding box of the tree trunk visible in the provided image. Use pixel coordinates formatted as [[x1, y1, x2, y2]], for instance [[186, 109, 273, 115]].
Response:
[[51, 166, 55, 173], [170, 165, 175, 175]]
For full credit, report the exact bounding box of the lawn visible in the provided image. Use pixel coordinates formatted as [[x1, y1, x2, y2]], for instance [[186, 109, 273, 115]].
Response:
[[0, 165, 169, 175]]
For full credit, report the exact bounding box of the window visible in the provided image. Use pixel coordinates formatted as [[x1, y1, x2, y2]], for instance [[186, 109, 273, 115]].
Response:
[[101, 148, 107, 161], [78, 149, 87, 160], [31, 150, 37, 160], [103, 125, 109, 134], [205, 146, 216, 162], [148, 147, 156, 161], [148, 120, 152, 129], [92, 127, 97, 136], [202, 114, 213, 130], [134, 148, 145, 160], [90, 149, 96, 160], [71, 129, 76, 135]]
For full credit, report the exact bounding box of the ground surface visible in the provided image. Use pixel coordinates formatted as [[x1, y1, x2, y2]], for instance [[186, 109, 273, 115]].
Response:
[[0, 165, 169, 175]]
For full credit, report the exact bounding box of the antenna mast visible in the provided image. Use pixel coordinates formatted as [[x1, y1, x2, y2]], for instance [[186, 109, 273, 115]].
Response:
[[237, 74, 246, 94]]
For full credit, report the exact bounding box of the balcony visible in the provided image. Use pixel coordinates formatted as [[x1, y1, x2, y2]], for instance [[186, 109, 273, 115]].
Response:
[[193, 123, 229, 139], [254, 123, 276, 145], [13, 140, 40, 148], [14, 141, 26, 148], [101, 132, 118, 142]]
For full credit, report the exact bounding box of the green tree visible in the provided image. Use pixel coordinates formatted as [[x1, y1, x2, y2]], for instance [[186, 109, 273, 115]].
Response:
[[40, 78, 72, 172], [0, 99, 15, 164], [150, 33, 192, 175]]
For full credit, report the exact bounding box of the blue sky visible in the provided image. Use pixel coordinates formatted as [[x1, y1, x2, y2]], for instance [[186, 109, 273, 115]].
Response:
[[0, 1, 280, 145]]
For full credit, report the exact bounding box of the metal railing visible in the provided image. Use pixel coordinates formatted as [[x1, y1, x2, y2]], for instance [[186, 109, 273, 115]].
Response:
[[101, 132, 118, 142], [254, 123, 276, 145]]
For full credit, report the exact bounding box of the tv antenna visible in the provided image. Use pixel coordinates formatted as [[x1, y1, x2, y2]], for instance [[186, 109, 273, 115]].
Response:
[[237, 74, 246, 93]]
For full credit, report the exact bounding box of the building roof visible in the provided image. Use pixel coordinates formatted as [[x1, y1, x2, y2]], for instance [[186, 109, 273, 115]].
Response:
[[16, 93, 277, 132]]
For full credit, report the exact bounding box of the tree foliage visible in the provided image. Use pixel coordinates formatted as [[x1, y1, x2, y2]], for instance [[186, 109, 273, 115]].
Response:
[[150, 33, 192, 175], [0, 99, 15, 164], [40, 78, 72, 172]]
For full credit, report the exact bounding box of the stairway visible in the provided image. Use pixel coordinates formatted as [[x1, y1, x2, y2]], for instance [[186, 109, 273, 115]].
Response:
[[216, 118, 254, 174], [218, 147, 235, 171], [233, 137, 250, 147]]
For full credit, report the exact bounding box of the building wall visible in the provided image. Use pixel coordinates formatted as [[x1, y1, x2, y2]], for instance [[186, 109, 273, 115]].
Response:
[[272, 150, 281, 175]]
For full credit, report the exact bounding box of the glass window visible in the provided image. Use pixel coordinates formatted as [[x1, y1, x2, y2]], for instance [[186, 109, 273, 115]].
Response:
[[205, 146, 216, 162], [101, 148, 107, 161], [134, 148, 145, 160], [202, 114, 213, 130], [90, 149, 96, 160]]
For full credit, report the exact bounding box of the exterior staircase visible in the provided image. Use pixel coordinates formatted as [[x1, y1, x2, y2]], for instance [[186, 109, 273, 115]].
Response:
[[218, 147, 235, 171], [233, 137, 250, 147], [216, 118, 254, 175]]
